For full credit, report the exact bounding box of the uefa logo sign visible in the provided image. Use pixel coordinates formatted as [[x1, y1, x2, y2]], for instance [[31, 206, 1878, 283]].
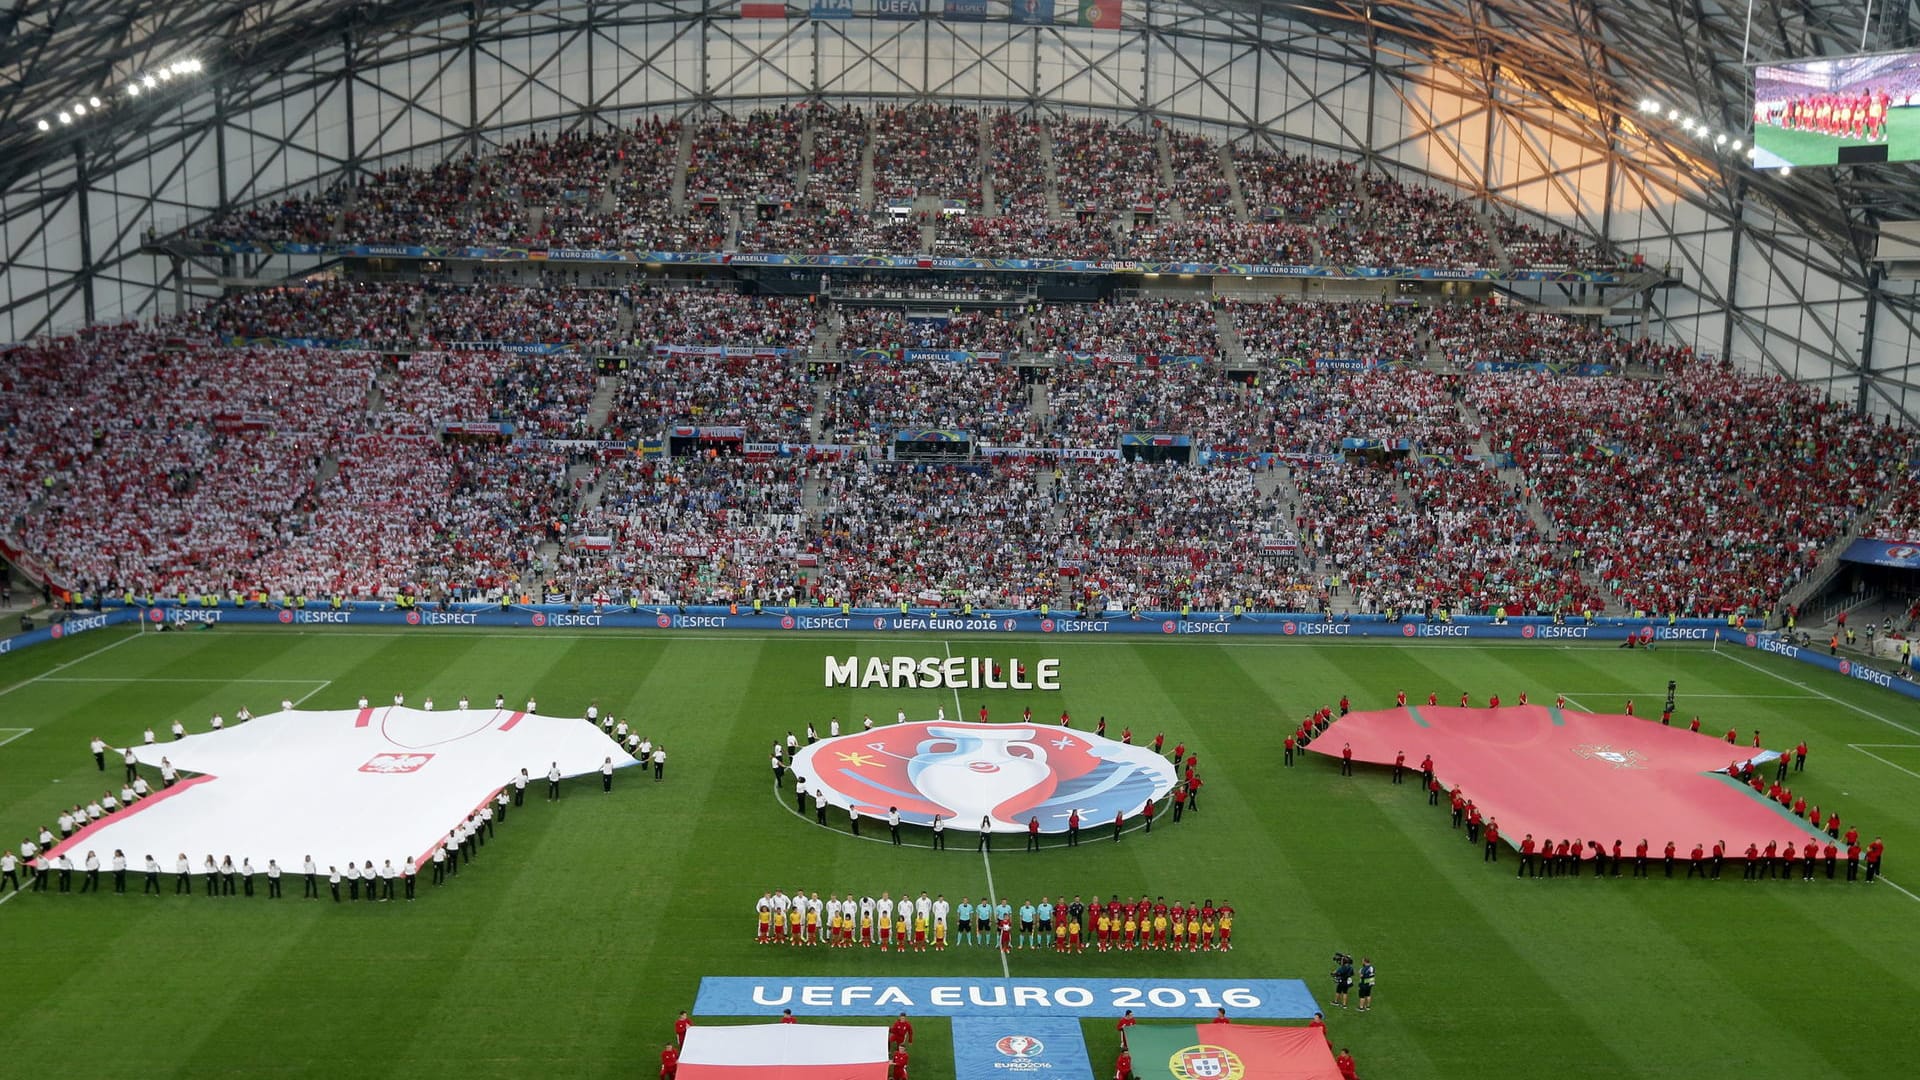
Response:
[[995, 1034, 1045, 1058], [1401, 623, 1417, 637], [1040, 619, 1055, 633], [1161, 620, 1176, 634], [780, 615, 796, 629], [790, 722, 1176, 833], [405, 610, 421, 625], [1839, 660, 1852, 675], [1745, 633, 1757, 647], [1521, 624, 1536, 638], [531, 612, 548, 627], [657, 614, 673, 628], [1281, 621, 1297, 635], [149, 608, 165, 622], [49, 623, 63, 639], [278, 609, 294, 623]]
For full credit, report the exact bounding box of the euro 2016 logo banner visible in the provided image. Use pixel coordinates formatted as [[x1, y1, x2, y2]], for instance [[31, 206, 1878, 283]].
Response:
[[790, 722, 1176, 832]]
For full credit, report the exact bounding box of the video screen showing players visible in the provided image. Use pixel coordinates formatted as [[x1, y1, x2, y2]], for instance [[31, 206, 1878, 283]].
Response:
[[1752, 51, 1920, 168]]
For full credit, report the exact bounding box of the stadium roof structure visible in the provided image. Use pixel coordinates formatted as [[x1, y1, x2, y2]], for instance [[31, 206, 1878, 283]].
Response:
[[2, 0, 1916, 413]]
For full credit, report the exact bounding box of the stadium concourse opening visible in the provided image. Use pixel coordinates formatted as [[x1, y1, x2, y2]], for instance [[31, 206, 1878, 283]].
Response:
[[1311, 706, 1830, 866]]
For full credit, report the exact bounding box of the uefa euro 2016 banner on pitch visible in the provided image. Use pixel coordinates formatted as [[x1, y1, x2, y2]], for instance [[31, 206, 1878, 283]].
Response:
[[951, 1017, 1094, 1080], [694, 977, 1319, 1019]]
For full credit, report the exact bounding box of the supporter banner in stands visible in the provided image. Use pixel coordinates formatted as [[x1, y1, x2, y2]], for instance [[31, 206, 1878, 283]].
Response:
[[673, 426, 747, 439], [165, 240, 1631, 283], [567, 535, 615, 551], [942, 0, 990, 18], [212, 412, 278, 433], [1471, 360, 1615, 376], [1011, 0, 1055, 23], [739, 1, 790, 16], [654, 344, 795, 358], [810, 0, 853, 15], [441, 422, 514, 436], [217, 334, 362, 350], [875, 0, 925, 16], [1120, 433, 1191, 448], [0, 608, 138, 657], [1839, 538, 1920, 569], [894, 429, 970, 443], [693, 976, 1319, 1019], [1743, 632, 1920, 701], [1317, 355, 1380, 372], [446, 341, 576, 354]]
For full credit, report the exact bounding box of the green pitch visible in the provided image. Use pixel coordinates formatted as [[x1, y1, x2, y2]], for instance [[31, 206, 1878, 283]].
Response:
[[1753, 106, 1920, 166], [2, 625, 1917, 1079]]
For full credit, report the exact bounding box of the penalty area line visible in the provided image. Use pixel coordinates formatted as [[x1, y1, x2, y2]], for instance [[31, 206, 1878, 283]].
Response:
[[0, 728, 32, 749], [0, 631, 143, 700], [1712, 648, 1920, 739]]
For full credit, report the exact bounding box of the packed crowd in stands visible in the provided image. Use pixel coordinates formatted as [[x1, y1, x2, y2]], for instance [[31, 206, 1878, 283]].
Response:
[[180, 106, 1640, 274], [872, 104, 981, 206], [1467, 361, 1916, 616], [686, 108, 802, 202], [2, 299, 1908, 619], [1867, 485, 1920, 542], [989, 110, 1052, 216], [821, 355, 1035, 445], [181, 281, 423, 347], [607, 354, 816, 442], [836, 307, 1025, 355], [1228, 299, 1427, 367], [1051, 117, 1166, 212], [1430, 303, 1687, 369], [627, 291, 818, 349], [423, 285, 627, 349], [1233, 144, 1358, 221], [1028, 299, 1218, 360]]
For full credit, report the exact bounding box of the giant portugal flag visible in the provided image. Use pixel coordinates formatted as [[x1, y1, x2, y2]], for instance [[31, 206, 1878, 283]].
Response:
[[1125, 1024, 1342, 1080]]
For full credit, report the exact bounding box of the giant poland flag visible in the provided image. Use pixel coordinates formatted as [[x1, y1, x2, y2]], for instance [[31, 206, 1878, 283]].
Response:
[[678, 1024, 889, 1080]]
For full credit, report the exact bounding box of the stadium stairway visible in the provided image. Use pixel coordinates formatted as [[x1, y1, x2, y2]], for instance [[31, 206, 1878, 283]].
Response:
[[1214, 307, 1249, 365], [858, 113, 877, 210], [1474, 204, 1515, 274], [1778, 484, 1906, 622], [977, 109, 994, 211], [1220, 144, 1249, 222], [1153, 127, 1186, 223], [795, 123, 815, 193], [1039, 121, 1063, 219], [669, 122, 693, 215], [584, 377, 619, 434]]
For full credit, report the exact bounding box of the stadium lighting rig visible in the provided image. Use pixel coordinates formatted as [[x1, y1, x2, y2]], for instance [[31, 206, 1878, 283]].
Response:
[[34, 58, 204, 134], [1634, 97, 1754, 166]]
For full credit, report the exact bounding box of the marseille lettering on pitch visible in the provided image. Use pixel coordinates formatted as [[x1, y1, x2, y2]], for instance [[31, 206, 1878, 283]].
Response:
[[825, 656, 1062, 691]]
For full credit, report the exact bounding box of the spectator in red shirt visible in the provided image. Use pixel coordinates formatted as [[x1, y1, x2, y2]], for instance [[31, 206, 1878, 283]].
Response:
[[1210, 1008, 1231, 1024], [660, 1045, 679, 1080], [1392, 750, 1405, 784], [1335, 1049, 1359, 1080], [1795, 741, 1809, 772], [780, 1009, 796, 1024], [1686, 843, 1706, 878], [1867, 838, 1885, 882], [1340, 743, 1354, 777], [1483, 819, 1500, 862], [1662, 840, 1676, 877], [892, 1049, 910, 1080], [1308, 1012, 1329, 1042], [1141, 797, 1155, 834], [1823, 842, 1838, 879], [674, 1010, 691, 1046], [1283, 734, 1295, 767], [889, 1013, 915, 1053], [1113, 1049, 1131, 1080], [1115, 1009, 1135, 1048]]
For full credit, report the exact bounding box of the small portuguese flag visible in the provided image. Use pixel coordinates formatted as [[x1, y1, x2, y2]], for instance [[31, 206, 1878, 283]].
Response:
[[1126, 1023, 1343, 1080]]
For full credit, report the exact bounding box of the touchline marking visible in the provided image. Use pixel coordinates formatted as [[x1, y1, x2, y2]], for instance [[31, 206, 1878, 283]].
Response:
[[291, 680, 333, 707], [0, 630, 142, 700], [981, 846, 1009, 979], [37, 677, 331, 684], [1713, 648, 1920, 738], [1847, 744, 1920, 782], [1556, 692, 1817, 700]]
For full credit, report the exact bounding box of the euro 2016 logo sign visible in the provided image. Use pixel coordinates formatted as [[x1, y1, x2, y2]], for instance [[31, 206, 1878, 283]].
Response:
[[995, 1035, 1044, 1058], [1171, 1046, 1244, 1080], [790, 722, 1176, 832]]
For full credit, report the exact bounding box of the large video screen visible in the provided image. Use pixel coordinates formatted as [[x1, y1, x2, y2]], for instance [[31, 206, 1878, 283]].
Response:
[[1752, 51, 1920, 168]]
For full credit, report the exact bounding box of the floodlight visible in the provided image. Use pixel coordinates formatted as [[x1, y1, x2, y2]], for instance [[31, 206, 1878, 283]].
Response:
[[1780, 166, 1792, 176], [88, 96, 101, 108], [1667, 108, 1680, 120], [37, 119, 50, 132], [127, 83, 140, 97], [57, 111, 71, 124], [72, 103, 86, 116], [1730, 140, 1742, 151], [142, 76, 157, 89], [1715, 134, 1727, 145]]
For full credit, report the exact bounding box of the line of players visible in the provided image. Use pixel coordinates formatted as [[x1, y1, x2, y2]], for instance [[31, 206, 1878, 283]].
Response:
[[755, 890, 1234, 953], [1760, 88, 1893, 141]]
